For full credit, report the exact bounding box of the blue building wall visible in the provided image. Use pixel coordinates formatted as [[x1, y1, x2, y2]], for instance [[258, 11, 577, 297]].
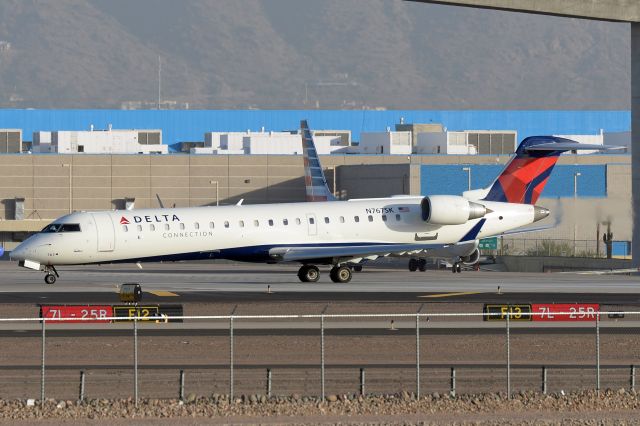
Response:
[[0, 109, 630, 151], [420, 164, 608, 198]]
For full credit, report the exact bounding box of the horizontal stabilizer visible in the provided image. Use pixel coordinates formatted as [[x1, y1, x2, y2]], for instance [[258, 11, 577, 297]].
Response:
[[525, 142, 625, 152]]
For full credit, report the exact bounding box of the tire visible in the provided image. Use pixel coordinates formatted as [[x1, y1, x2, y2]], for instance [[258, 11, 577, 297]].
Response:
[[456, 264, 462, 273], [418, 259, 427, 272], [44, 274, 56, 285], [451, 264, 457, 274], [300, 265, 320, 282], [330, 266, 352, 283], [408, 258, 418, 272]]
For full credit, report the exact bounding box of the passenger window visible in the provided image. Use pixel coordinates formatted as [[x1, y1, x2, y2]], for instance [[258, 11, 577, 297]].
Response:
[[179, 223, 185, 230], [339, 216, 345, 223], [283, 219, 288, 226], [194, 222, 200, 230], [268, 219, 274, 226], [368, 215, 373, 222], [354, 216, 359, 223], [396, 214, 401, 221], [224, 221, 230, 228], [209, 222, 214, 229], [309, 217, 315, 225], [254, 220, 259, 227], [150, 224, 155, 231], [137, 225, 142, 232], [295, 218, 301, 225], [382, 214, 387, 222], [324, 217, 330, 224], [239, 220, 245, 227], [165, 223, 170, 231], [122, 225, 128, 232]]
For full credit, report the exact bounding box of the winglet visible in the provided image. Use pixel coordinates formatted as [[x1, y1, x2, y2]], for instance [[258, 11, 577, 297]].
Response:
[[301, 120, 337, 202]]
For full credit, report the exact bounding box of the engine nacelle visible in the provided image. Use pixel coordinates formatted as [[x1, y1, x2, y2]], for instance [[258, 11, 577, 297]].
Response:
[[461, 248, 480, 265], [420, 195, 488, 225]]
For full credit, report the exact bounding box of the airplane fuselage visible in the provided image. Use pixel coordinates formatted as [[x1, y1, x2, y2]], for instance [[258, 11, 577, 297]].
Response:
[[13, 197, 536, 266]]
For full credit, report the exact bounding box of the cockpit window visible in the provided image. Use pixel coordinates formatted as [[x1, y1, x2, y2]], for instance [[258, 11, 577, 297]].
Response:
[[41, 223, 81, 233]]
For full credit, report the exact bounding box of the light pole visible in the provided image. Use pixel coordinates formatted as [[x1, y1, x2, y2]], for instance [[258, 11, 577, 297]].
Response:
[[62, 163, 72, 213], [573, 172, 581, 256], [210, 180, 219, 206], [462, 167, 471, 191]]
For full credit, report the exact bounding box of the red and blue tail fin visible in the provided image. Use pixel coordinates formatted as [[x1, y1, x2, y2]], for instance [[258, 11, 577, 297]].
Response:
[[483, 136, 614, 205], [301, 120, 337, 202]]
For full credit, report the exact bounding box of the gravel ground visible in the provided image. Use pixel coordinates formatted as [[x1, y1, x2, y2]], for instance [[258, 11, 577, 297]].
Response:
[[1, 390, 640, 424]]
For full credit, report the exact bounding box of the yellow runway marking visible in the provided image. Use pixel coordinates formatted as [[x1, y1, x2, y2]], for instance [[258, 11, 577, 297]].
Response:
[[147, 290, 179, 297], [419, 291, 482, 299]]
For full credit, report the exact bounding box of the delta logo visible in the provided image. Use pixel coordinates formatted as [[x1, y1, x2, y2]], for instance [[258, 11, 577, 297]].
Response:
[[120, 214, 180, 224]]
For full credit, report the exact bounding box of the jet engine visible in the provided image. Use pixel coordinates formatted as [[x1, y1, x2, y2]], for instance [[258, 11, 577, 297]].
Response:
[[461, 248, 480, 265], [420, 195, 488, 225]]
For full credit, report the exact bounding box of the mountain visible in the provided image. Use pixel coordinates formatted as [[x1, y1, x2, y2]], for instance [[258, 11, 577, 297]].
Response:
[[0, 0, 630, 109]]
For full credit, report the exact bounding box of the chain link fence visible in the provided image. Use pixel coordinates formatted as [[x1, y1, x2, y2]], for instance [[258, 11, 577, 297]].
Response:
[[0, 311, 638, 403]]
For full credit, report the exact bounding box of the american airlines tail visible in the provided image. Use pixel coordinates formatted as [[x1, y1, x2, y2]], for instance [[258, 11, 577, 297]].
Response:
[[301, 120, 336, 202]]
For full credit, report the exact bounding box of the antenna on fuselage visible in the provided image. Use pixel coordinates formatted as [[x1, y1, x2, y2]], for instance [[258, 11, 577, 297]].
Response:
[[156, 194, 165, 208]]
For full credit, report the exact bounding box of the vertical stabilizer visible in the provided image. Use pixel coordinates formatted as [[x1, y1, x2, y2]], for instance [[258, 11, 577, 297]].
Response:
[[301, 120, 337, 201]]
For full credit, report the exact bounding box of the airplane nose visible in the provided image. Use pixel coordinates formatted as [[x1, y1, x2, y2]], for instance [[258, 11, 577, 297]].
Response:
[[10, 243, 27, 261], [533, 206, 550, 222]]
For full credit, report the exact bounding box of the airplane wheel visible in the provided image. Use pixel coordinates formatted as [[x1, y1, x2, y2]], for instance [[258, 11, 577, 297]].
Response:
[[408, 258, 418, 272], [44, 274, 56, 285], [418, 259, 427, 272], [456, 263, 462, 273], [330, 265, 352, 283], [298, 265, 320, 283], [452, 263, 459, 274], [353, 265, 363, 272]]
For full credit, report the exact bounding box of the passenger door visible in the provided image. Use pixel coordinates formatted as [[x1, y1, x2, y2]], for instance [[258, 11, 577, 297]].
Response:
[[92, 213, 115, 252]]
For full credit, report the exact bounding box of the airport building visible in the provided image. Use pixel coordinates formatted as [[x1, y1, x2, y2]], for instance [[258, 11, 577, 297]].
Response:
[[0, 109, 631, 255]]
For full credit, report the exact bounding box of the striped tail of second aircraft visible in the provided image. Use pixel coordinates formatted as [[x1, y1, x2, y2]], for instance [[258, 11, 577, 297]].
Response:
[[301, 120, 337, 202]]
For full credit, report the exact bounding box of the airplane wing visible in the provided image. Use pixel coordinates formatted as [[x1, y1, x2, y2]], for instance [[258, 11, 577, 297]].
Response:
[[268, 243, 446, 262]]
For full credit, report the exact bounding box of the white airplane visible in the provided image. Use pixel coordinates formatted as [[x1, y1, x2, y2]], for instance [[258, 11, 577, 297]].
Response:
[[11, 121, 617, 285]]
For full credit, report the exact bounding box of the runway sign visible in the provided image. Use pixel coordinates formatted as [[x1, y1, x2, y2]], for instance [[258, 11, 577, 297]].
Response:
[[40, 305, 113, 324], [531, 304, 600, 322], [112, 305, 183, 323], [483, 304, 532, 321], [40, 304, 183, 323]]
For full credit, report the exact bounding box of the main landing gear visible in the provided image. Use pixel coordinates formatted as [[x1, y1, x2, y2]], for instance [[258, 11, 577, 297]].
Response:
[[43, 265, 59, 284], [408, 258, 427, 272], [297, 264, 353, 283], [451, 262, 462, 274]]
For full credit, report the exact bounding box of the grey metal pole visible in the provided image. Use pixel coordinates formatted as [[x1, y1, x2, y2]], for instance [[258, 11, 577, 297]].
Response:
[[450, 367, 456, 397], [134, 315, 138, 406], [79, 371, 85, 403], [321, 313, 325, 400], [596, 313, 600, 392], [542, 366, 547, 395], [416, 314, 420, 399], [41, 318, 45, 405], [179, 370, 185, 401], [267, 369, 272, 399], [360, 368, 365, 396], [631, 365, 636, 392], [230, 315, 234, 401], [506, 312, 511, 399]]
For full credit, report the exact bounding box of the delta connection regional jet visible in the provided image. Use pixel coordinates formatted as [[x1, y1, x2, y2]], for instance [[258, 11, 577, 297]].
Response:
[[11, 121, 619, 285]]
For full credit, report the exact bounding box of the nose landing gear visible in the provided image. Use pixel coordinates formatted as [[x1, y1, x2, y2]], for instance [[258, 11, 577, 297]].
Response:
[[43, 266, 59, 285]]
